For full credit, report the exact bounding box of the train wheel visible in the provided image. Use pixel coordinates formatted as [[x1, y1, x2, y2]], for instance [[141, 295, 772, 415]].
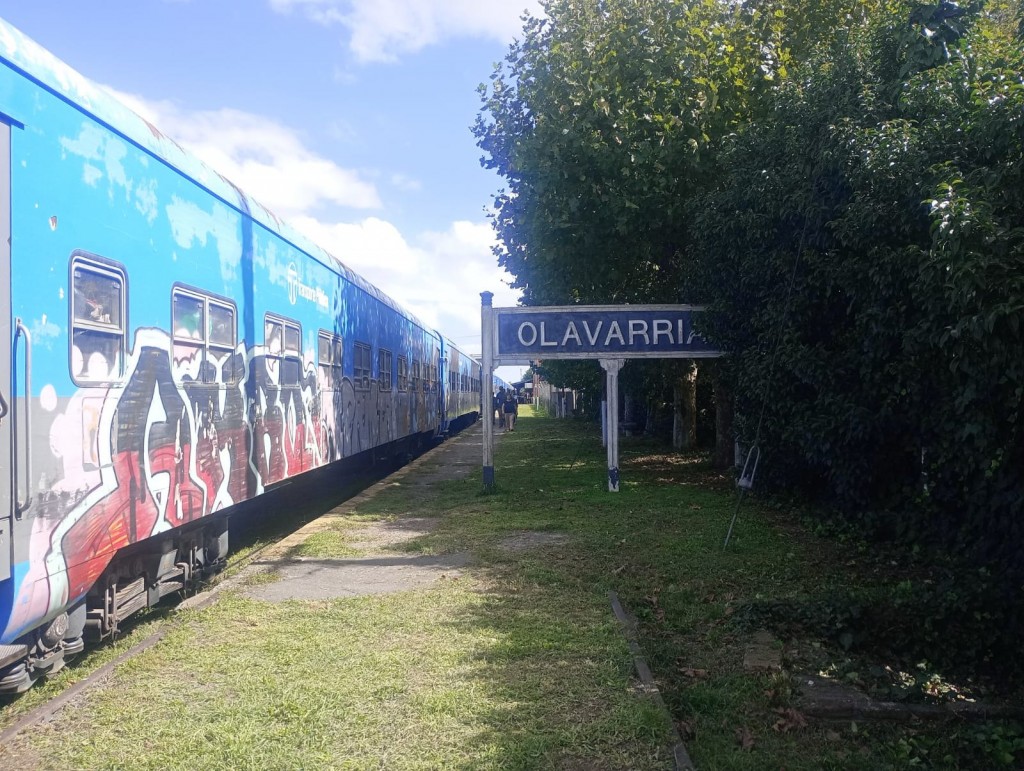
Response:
[[0, 661, 32, 693]]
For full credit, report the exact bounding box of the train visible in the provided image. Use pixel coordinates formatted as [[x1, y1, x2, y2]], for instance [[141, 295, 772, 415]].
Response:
[[0, 18, 498, 693]]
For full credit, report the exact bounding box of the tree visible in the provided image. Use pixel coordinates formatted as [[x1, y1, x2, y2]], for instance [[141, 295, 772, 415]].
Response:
[[689, 0, 1024, 560], [474, 0, 770, 446]]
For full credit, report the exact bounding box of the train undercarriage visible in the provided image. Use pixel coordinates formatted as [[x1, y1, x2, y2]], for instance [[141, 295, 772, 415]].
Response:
[[0, 515, 229, 694]]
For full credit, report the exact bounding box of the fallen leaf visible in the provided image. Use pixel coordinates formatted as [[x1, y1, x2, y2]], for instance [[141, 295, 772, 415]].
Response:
[[735, 726, 755, 751], [772, 707, 808, 733]]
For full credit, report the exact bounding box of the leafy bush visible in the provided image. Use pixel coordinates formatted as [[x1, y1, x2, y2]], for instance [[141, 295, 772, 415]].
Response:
[[688, 0, 1024, 645]]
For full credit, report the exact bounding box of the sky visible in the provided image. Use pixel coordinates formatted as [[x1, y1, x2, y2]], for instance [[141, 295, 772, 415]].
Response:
[[2, 0, 541, 383]]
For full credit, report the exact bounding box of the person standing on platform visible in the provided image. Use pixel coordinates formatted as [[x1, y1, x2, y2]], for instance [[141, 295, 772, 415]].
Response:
[[503, 392, 518, 432], [494, 387, 505, 425]]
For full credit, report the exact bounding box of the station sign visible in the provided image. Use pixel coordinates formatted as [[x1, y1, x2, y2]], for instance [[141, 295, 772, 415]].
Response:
[[480, 297, 723, 494], [494, 305, 720, 360]]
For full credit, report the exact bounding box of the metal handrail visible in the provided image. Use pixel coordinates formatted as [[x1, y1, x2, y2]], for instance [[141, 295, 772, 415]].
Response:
[[13, 319, 31, 517]]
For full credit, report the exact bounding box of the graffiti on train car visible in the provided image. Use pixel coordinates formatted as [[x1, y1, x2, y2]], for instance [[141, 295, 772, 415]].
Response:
[[3, 327, 431, 639]]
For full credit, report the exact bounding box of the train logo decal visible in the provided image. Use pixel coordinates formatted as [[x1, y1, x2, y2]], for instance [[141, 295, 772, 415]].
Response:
[[287, 262, 329, 309]]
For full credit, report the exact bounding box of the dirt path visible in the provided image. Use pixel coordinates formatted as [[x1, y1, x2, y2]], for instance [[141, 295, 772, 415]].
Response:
[[240, 423, 493, 600]]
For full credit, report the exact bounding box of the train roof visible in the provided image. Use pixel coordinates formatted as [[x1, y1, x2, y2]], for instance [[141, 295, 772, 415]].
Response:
[[0, 17, 438, 336]]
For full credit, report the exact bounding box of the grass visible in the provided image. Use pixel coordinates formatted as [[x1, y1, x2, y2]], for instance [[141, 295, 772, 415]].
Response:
[[288, 518, 372, 559], [1, 407, 1020, 769]]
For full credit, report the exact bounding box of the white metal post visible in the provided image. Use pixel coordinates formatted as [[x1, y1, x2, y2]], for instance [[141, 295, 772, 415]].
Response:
[[481, 292, 495, 489], [601, 400, 607, 447], [600, 359, 624, 492]]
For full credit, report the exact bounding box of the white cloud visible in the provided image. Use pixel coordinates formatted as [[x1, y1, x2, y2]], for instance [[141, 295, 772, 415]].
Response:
[[291, 215, 518, 353], [106, 88, 381, 218], [389, 173, 422, 192], [269, 0, 543, 63], [290, 215, 421, 274], [102, 88, 517, 354]]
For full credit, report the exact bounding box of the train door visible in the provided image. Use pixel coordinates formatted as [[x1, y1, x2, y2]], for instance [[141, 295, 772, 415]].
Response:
[[0, 120, 11, 581]]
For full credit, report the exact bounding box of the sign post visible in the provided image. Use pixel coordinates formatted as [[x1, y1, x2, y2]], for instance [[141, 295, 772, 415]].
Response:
[[481, 301, 721, 491], [481, 292, 495, 489], [600, 359, 624, 491]]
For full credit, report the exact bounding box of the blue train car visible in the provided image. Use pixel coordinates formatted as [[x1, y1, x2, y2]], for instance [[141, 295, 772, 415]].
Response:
[[0, 19, 480, 691], [441, 335, 483, 435]]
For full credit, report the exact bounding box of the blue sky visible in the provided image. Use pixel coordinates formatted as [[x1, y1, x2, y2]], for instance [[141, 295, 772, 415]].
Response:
[[3, 0, 539, 382]]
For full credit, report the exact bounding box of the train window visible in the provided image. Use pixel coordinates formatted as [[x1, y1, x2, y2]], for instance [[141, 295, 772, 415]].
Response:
[[283, 324, 301, 385], [173, 293, 204, 340], [209, 303, 235, 347], [397, 356, 408, 392], [354, 342, 372, 390], [411, 360, 421, 392], [173, 294, 205, 379], [317, 334, 331, 383], [285, 325, 301, 356], [71, 259, 126, 383], [208, 301, 240, 383], [265, 314, 302, 386], [318, 331, 343, 389], [379, 349, 393, 391], [73, 267, 122, 327], [265, 319, 283, 356], [172, 289, 239, 384]]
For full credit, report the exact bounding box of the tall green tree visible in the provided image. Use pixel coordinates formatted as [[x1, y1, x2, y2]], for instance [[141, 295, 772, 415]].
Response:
[[475, 0, 775, 453], [474, 0, 768, 305]]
